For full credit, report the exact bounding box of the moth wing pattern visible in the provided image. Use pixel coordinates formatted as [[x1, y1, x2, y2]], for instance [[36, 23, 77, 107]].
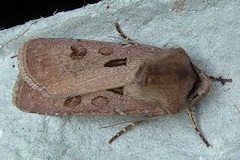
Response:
[[18, 38, 141, 98], [13, 75, 171, 115]]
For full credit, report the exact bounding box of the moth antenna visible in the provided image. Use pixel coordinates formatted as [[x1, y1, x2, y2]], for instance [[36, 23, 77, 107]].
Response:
[[208, 76, 232, 85], [193, 65, 232, 85], [114, 22, 138, 45], [185, 106, 210, 147], [100, 115, 160, 129], [108, 114, 161, 144], [100, 118, 140, 129]]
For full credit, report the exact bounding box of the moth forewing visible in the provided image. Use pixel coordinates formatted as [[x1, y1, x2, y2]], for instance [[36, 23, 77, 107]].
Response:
[[18, 39, 142, 98]]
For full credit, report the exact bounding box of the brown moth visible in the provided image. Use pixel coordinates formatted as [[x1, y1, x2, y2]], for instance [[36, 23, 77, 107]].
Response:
[[12, 23, 232, 146]]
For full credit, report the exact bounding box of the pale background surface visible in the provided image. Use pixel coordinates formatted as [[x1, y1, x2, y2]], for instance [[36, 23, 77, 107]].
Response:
[[0, 0, 239, 159]]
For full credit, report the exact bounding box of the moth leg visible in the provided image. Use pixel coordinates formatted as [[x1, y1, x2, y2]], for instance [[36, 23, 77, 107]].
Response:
[[208, 76, 232, 85], [185, 106, 210, 147], [114, 22, 138, 45], [108, 119, 145, 144], [11, 55, 17, 58], [108, 114, 160, 144]]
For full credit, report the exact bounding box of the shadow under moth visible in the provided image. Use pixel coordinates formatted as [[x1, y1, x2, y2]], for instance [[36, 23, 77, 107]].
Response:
[[12, 23, 232, 147]]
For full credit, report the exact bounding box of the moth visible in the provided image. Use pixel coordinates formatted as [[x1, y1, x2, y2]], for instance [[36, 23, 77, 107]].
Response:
[[12, 23, 232, 146]]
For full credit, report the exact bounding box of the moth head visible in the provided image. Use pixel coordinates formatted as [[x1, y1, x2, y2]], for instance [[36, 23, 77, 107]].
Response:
[[194, 73, 211, 96]]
